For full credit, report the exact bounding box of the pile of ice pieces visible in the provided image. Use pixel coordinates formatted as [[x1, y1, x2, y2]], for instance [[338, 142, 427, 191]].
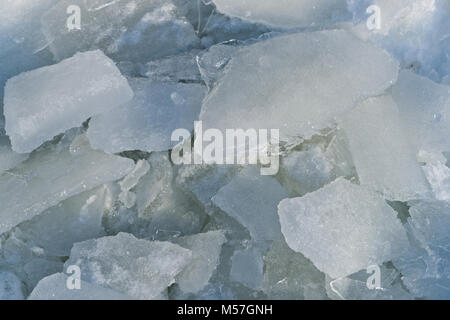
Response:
[[0, 0, 449, 300]]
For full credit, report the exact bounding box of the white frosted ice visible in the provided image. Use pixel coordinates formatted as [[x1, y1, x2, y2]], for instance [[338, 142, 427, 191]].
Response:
[[278, 178, 409, 278], [339, 95, 430, 201], [173, 230, 226, 294], [4, 50, 133, 153], [418, 150, 450, 201], [199, 30, 399, 145], [65, 232, 192, 299], [0, 134, 133, 235], [212, 166, 289, 241], [87, 78, 205, 154], [212, 0, 349, 28], [392, 70, 450, 153], [29, 273, 131, 300]]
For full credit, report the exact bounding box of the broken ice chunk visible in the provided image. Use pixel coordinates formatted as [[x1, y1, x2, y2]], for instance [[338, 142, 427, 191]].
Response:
[[278, 178, 409, 279], [230, 246, 264, 290], [87, 78, 205, 154], [0, 134, 133, 235], [173, 230, 226, 294], [143, 51, 203, 82], [29, 273, 132, 300], [392, 70, 450, 153], [4, 50, 133, 153], [212, 0, 349, 28], [418, 150, 450, 201], [41, 0, 200, 62], [393, 201, 450, 299], [339, 95, 430, 201], [64, 232, 192, 299], [0, 270, 25, 300], [212, 166, 289, 241], [17, 187, 107, 257], [199, 30, 399, 145], [0, 135, 28, 174], [262, 240, 326, 299], [118, 160, 150, 209]]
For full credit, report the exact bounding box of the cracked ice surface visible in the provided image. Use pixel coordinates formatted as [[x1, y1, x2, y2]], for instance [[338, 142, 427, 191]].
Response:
[[0, 0, 450, 301]]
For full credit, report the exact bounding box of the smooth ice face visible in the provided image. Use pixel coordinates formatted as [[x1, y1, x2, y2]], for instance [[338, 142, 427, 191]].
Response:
[[0, 271, 25, 300], [0, 135, 28, 174], [0, 135, 133, 235], [230, 246, 264, 290], [87, 78, 205, 154], [41, 0, 200, 62], [392, 70, 450, 153], [173, 230, 226, 294], [212, 0, 349, 28], [339, 95, 430, 201], [64, 232, 192, 299], [4, 50, 133, 153], [17, 187, 107, 257], [262, 240, 326, 299], [29, 273, 132, 300], [199, 30, 399, 145], [278, 178, 409, 279], [212, 166, 289, 241]]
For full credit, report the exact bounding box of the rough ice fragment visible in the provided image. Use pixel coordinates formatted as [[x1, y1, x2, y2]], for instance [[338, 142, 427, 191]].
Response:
[[278, 178, 409, 278]]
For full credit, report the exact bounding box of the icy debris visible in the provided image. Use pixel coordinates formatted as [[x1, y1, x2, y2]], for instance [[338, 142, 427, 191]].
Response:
[[199, 30, 399, 144], [175, 163, 241, 210], [326, 266, 412, 300], [64, 232, 191, 299], [418, 151, 450, 201], [4, 50, 133, 153], [279, 143, 337, 196], [262, 240, 326, 299], [41, 0, 200, 62], [339, 95, 430, 201], [212, 166, 289, 241], [0, 271, 25, 300], [278, 178, 409, 279], [394, 201, 450, 299], [230, 246, 264, 290], [143, 51, 203, 83], [118, 160, 150, 209], [0, 134, 133, 235], [347, 0, 450, 82], [29, 273, 131, 300], [212, 0, 349, 28], [17, 187, 107, 257], [392, 70, 450, 153], [87, 78, 205, 154], [173, 230, 226, 294], [0, 135, 28, 174]]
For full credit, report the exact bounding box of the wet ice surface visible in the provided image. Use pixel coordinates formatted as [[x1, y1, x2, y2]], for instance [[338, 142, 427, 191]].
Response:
[[0, 0, 450, 300]]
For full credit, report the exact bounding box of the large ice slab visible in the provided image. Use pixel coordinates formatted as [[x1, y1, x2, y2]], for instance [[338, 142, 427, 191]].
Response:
[[29, 273, 131, 300], [18, 187, 107, 257], [212, 166, 289, 241], [339, 95, 430, 201], [0, 134, 133, 235], [199, 30, 399, 145], [4, 50, 133, 153], [64, 232, 191, 299], [173, 230, 226, 294], [278, 178, 409, 278], [87, 78, 205, 154], [391, 70, 450, 153], [212, 0, 349, 28], [41, 0, 200, 62]]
